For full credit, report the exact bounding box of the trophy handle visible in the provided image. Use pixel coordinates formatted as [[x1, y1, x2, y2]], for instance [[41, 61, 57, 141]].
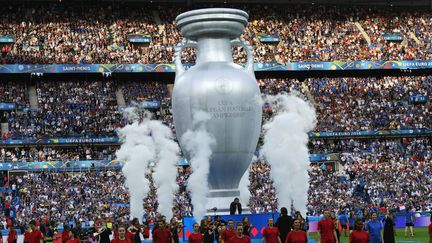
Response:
[[174, 38, 197, 76], [231, 38, 254, 75]]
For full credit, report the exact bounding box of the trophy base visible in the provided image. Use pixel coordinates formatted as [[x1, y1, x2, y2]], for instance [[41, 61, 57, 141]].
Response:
[[208, 189, 240, 198], [206, 189, 250, 215]]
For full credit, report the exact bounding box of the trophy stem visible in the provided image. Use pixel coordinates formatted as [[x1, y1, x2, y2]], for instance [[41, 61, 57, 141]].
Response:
[[196, 37, 233, 63]]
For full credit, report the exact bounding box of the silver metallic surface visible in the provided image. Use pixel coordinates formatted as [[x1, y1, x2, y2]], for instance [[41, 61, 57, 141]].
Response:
[[173, 8, 262, 195]]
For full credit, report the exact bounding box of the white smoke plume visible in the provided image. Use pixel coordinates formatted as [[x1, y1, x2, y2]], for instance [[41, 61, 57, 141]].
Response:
[[150, 120, 180, 220], [117, 112, 155, 222], [261, 92, 316, 216], [123, 106, 140, 122], [181, 111, 216, 223], [117, 108, 180, 221]]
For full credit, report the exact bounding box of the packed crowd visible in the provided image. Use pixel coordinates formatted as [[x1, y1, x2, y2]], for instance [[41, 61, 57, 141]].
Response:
[[2, 80, 173, 139], [1, 4, 158, 64], [5, 167, 192, 228], [2, 3, 432, 64], [258, 76, 432, 131], [0, 80, 28, 110], [250, 137, 431, 215], [259, 75, 432, 131], [1, 75, 430, 138], [0, 137, 428, 223], [248, 162, 278, 214], [123, 81, 169, 105], [308, 137, 431, 214], [310, 76, 431, 131], [359, 8, 432, 60], [6, 80, 123, 138]]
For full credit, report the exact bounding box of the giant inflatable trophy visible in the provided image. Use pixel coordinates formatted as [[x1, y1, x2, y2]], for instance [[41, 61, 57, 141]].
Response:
[[172, 8, 262, 198]]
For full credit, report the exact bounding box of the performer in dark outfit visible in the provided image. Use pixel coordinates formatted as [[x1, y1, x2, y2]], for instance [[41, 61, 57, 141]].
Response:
[[275, 207, 293, 243], [383, 212, 395, 243]]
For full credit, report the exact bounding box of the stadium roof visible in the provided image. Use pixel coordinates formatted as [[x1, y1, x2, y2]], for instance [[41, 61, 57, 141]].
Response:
[[192, 0, 430, 5], [9, 0, 432, 6]]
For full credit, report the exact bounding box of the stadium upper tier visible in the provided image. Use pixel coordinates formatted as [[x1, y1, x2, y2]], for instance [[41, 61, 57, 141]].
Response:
[[0, 76, 430, 139], [1, 3, 432, 64]]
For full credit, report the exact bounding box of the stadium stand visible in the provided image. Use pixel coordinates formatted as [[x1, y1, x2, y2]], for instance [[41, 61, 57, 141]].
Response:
[[0, 3, 430, 241]]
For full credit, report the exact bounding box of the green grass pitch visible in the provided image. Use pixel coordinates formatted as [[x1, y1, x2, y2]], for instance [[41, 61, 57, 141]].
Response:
[[308, 227, 430, 243]]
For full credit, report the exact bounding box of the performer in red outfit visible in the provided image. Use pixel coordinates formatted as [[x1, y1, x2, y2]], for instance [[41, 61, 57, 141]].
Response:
[[61, 225, 70, 243], [229, 224, 251, 243], [111, 225, 132, 243], [222, 220, 236, 243], [7, 224, 17, 243], [189, 223, 204, 243], [317, 211, 338, 243], [29, 220, 43, 243], [285, 219, 307, 243], [349, 220, 369, 243], [152, 221, 173, 243], [24, 225, 31, 243], [66, 230, 80, 243], [262, 218, 281, 243]]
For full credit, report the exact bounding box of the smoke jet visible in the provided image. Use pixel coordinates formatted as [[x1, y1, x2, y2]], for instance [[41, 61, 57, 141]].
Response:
[[261, 93, 316, 215]]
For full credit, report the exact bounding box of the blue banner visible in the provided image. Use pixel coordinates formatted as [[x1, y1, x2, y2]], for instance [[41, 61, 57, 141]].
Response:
[[0, 103, 15, 110], [127, 34, 152, 43], [22, 45, 40, 51], [0, 158, 192, 170], [2, 129, 431, 145], [1, 137, 119, 145], [139, 100, 161, 109], [259, 35, 280, 43], [178, 158, 189, 166], [111, 203, 129, 207], [0, 60, 432, 74], [0, 35, 14, 43], [309, 153, 339, 161], [308, 129, 432, 138], [0, 160, 123, 171], [259, 60, 432, 71], [382, 32, 404, 41], [182, 213, 273, 239], [409, 95, 428, 103]]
